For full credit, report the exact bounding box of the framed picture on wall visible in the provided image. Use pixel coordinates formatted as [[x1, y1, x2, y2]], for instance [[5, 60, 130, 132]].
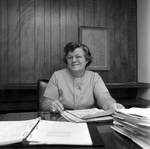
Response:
[[79, 26, 110, 70]]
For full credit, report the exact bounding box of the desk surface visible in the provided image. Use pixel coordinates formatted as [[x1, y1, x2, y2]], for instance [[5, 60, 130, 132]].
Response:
[[0, 112, 142, 149]]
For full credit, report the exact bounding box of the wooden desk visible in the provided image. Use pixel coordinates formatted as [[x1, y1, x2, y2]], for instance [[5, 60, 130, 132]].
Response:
[[0, 112, 142, 149]]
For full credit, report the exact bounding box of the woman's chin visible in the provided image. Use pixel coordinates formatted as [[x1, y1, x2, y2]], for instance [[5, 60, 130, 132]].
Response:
[[70, 68, 79, 72], [69, 65, 79, 70]]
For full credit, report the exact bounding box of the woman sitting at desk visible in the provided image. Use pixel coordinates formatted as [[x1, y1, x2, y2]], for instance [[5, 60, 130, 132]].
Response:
[[42, 42, 125, 113]]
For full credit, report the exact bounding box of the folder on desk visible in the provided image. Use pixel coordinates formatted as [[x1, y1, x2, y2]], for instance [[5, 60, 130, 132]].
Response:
[[0, 118, 40, 146], [26, 120, 104, 146], [0, 118, 104, 146]]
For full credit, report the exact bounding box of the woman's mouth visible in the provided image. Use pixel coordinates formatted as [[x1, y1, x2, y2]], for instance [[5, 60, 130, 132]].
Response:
[[71, 63, 79, 67]]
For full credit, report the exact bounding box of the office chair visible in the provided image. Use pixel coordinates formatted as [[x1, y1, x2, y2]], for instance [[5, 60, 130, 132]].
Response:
[[37, 79, 49, 111]]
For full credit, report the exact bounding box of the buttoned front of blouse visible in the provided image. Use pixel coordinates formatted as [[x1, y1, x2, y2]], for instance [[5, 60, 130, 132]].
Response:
[[44, 68, 108, 110]]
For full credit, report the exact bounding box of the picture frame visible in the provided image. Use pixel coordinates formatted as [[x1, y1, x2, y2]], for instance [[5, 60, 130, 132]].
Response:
[[79, 26, 110, 70]]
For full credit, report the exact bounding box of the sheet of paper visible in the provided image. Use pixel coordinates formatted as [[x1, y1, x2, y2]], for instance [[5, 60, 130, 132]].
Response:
[[61, 111, 113, 123], [0, 118, 40, 145], [111, 125, 150, 149], [117, 107, 150, 119], [66, 108, 114, 119], [112, 107, 150, 149], [27, 120, 92, 145]]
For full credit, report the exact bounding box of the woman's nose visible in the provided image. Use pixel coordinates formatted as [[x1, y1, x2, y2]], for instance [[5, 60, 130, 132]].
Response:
[[72, 56, 77, 62]]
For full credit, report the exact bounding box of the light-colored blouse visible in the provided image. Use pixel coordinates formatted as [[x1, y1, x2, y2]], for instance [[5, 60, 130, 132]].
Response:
[[44, 68, 109, 110]]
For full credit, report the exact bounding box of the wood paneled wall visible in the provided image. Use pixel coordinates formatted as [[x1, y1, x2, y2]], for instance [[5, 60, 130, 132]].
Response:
[[0, 0, 137, 84]]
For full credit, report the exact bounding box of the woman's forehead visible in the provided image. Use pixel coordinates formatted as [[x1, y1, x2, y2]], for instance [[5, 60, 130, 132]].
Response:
[[68, 48, 84, 55]]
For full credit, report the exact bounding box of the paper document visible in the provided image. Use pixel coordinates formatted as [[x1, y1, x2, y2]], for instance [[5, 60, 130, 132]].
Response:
[[117, 107, 150, 119], [67, 108, 114, 119], [61, 108, 114, 122], [111, 125, 150, 149], [111, 107, 150, 149], [27, 120, 92, 145], [0, 118, 40, 145]]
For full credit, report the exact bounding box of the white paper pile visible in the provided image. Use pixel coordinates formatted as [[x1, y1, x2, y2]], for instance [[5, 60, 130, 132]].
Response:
[[61, 108, 114, 123], [111, 107, 150, 149]]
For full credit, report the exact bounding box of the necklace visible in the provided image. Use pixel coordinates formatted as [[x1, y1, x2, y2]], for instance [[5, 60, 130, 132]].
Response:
[[67, 69, 86, 90], [68, 68, 86, 78]]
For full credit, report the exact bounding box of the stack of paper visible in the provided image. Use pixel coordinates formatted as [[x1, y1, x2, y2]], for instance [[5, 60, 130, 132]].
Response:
[[61, 108, 114, 123], [0, 118, 103, 146], [111, 107, 150, 149]]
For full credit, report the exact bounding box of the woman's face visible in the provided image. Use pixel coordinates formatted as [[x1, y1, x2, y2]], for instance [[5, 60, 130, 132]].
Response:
[[67, 48, 88, 74]]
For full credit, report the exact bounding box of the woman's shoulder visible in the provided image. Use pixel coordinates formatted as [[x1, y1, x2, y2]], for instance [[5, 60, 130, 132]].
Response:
[[86, 70, 101, 78], [53, 68, 69, 77], [85, 70, 103, 83]]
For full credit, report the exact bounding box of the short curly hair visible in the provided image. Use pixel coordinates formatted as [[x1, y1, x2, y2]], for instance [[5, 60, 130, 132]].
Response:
[[63, 42, 92, 68]]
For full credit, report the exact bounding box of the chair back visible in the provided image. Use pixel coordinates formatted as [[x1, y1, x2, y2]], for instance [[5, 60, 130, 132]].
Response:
[[37, 79, 49, 111]]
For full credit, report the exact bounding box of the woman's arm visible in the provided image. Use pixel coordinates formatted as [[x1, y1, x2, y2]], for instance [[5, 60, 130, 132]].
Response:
[[96, 92, 124, 110], [41, 97, 53, 111], [42, 97, 64, 113]]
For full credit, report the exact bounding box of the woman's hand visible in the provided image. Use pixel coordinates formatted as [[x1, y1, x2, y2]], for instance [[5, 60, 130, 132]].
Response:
[[109, 103, 125, 111], [50, 100, 64, 113]]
